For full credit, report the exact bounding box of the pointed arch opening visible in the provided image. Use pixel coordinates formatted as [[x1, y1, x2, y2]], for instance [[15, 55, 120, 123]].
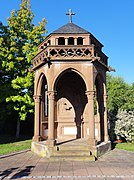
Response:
[[95, 73, 105, 142], [54, 69, 88, 140], [36, 74, 48, 140]]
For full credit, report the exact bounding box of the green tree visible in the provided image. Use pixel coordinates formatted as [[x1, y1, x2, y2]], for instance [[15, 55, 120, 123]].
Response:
[[107, 74, 134, 141], [1, 0, 47, 138], [121, 83, 134, 111], [0, 22, 11, 100], [0, 22, 16, 133], [107, 74, 129, 113]]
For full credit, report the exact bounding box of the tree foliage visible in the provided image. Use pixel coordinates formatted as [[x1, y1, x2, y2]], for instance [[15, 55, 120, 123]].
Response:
[[0, 22, 17, 132], [107, 73, 134, 142], [1, 0, 47, 121], [107, 73, 134, 113], [107, 74, 129, 113]]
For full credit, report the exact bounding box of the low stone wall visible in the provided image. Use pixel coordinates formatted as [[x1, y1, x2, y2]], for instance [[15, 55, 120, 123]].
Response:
[[31, 141, 54, 158], [96, 141, 111, 157], [31, 140, 111, 161]]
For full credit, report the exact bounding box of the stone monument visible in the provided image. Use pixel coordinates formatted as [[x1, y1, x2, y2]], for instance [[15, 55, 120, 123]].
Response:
[[31, 10, 111, 160]]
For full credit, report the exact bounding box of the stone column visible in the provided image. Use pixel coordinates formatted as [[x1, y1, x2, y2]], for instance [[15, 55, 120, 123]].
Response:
[[96, 101, 101, 141], [74, 38, 77, 45], [83, 38, 86, 45], [40, 96, 44, 138], [55, 38, 58, 45], [104, 94, 109, 141], [65, 38, 68, 45], [32, 95, 42, 142], [86, 91, 96, 146], [46, 91, 56, 146]]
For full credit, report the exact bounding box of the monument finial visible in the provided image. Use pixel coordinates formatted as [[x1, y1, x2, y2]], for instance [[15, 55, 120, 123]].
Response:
[[66, 9, 75, 23]]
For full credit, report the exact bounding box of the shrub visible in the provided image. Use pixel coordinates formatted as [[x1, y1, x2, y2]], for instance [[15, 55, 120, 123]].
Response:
[[115, 109, 134, 142]]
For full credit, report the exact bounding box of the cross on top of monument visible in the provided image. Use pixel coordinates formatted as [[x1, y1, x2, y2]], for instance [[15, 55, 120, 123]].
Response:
[[66, 9, 75, 23]]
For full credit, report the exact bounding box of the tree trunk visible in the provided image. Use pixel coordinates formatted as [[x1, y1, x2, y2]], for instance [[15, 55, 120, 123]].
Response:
[[15, 118, 20, 139]]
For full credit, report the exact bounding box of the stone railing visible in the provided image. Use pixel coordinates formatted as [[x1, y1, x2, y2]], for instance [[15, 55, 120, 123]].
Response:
[[32, 45, 107, 69], [47, 45, 94, 59]]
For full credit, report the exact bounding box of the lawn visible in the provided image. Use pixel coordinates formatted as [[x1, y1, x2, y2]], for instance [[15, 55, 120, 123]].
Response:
[[115, 142, 134, 152], [0, 135, 32, 155], [0, 135, 134, 155]]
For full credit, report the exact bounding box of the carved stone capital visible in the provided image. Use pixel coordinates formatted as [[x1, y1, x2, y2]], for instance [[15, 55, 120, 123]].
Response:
[[32, 135, 41, 142], [47, 91, 57, 100], [85, 90, 95, 100], [33, 95, 42, 103], [104, 94, 108, 102]]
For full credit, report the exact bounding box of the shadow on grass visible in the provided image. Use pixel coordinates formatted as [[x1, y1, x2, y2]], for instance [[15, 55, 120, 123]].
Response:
[[0, 135, 32, 144]]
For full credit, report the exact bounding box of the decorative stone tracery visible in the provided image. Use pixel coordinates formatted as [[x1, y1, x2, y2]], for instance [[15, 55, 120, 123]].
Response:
[[33, 45, 108, 70]]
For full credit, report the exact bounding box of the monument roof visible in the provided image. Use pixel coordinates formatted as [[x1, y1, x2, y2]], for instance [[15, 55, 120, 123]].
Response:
[[52, 22, 89, 34]]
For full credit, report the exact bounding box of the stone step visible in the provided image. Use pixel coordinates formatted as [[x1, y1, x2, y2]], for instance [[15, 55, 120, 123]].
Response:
[[52, 150, 91, 156], [49, 155, 96, 161], [55, 145, 91, 151], [51, 144, 96, 161]]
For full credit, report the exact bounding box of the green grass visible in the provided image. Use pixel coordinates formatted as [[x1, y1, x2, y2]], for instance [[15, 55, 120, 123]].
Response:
[[115, 142, 134, 152], [0, 135, 32, 155]]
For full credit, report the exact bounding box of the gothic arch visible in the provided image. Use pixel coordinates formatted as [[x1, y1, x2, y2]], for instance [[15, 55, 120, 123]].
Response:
[[95, 73, 105, 142], [53, 67, 87, 91], [53, 68, 88, 139], [35, 72, 48, 95], [34, 72, 49, 140]]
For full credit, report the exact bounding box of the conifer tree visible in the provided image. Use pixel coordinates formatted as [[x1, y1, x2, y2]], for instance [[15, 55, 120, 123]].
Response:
[[1, 0, 47, 138]]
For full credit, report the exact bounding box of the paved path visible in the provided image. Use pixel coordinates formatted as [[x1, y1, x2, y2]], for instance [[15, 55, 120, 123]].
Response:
[[0, 149, 134, 180]]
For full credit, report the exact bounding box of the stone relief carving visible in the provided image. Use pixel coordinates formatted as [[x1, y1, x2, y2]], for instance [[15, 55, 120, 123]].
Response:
[[57, 98, 75, 117]]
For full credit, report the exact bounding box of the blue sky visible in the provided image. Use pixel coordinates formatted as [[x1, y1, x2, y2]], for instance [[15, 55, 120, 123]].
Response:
[[1, 0, 134, 84]]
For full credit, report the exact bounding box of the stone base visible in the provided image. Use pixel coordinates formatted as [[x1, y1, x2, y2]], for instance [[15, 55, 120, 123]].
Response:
[[46, 139, 56, 146], [32, 135, 42, 142], [96, 141, 111, 157], [31, 141, 55, 158], [31, 139, 111, 161]]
